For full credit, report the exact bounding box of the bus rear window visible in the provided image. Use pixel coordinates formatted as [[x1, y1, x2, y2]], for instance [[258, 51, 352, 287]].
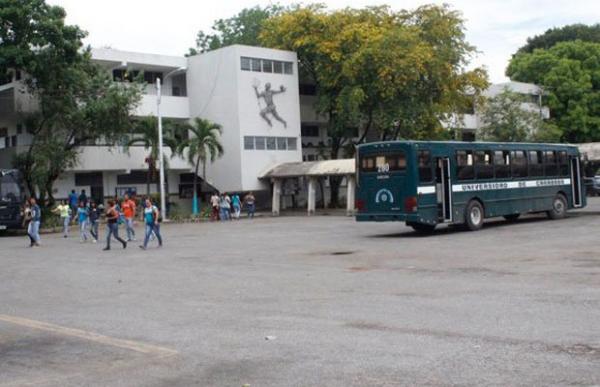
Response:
[[360, 153, 406, 173]]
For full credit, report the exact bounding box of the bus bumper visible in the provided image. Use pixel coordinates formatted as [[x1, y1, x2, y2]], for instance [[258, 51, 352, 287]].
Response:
[[355, 213, 420, 222]]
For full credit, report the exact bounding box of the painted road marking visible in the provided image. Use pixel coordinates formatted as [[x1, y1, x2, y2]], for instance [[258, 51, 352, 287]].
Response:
[[0, 314, 178, 358]]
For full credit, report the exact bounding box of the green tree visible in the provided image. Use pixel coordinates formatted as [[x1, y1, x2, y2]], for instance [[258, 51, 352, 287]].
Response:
[[176, 118, 223, 215], [517, 24, 600, 54], [126, 117, 181, 196], [507, 40, 600, 142], [188, 5, 283, 55], [478, 88, 560, 142], [260, 4, 487, 205], [2, 0, 141, 203]]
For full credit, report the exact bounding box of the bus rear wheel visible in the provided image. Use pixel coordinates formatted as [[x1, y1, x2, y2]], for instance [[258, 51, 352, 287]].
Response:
[[547, 194, 567, 220], [408, 222, 436, 234], [465, 200, 484, 231], [503, 214, 520, 221]]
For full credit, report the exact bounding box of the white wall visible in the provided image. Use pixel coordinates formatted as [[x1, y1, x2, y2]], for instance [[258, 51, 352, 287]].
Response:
[[186, 46, 243, 192], [186, 45, 302, 193], [236, 45, 303, 191]]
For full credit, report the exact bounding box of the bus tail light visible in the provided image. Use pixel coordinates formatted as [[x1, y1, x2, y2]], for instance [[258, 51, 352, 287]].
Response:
[[355, 199, 366, 212], [404, 196, 417, 213]]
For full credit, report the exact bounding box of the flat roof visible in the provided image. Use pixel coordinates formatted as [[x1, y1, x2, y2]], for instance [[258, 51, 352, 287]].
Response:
[[260, 159, 355, 178]]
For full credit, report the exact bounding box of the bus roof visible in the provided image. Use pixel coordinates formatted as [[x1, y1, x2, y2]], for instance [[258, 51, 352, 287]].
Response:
[[358, 140, 579, 151]]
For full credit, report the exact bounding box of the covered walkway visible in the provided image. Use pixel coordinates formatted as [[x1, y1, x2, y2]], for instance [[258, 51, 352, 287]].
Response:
[[260, 159, 356, 216]]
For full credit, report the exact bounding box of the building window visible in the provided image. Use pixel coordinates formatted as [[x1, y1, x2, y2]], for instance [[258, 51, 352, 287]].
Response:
[[117, 170, 155, 185], [113, 69, 141, 82], [241, 57, 251, 71], [284, 62, 293, 74], [277, 137, 287, 150], [143, 71, 163, 84], [0, 128, 7, 137], [241, 57, 294, 75], [262, 60, 273, 73], [288, 137, 297, 150], [10, 136, 17, 147], [244, 136, 254, 150], [301, 124, 319, 137], [255, 136, 266, 150], [172, 86, 181, 96], [75, 172, 104, 186], [251, 58, 261, 72], [245, 136, 297, 151], [16, 124, 22, 134]]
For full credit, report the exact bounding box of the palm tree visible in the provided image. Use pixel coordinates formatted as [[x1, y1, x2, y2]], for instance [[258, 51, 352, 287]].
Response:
[[126, 116, 179, 196], [177, 118, 224, 215]]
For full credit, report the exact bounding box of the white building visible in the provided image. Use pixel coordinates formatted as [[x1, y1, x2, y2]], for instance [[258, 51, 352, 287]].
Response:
[[0, 46, 550, 211], [0, 45, 303, 208], [447, 81, 550, 141]]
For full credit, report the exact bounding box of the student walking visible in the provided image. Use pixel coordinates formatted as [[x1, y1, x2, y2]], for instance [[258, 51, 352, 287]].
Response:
[[231, 193, 241, 220], [121, 194, 136, 241], [210, 193, 220, 221], [78, 189, 88, 206], [219, 193, 231, 221], [244, 192, 256, 219], [140, 198, 162, 250], [22, 201, 35, 246], [52, 200, 71, 238], [68, 190, 78, 220], [77, 202, 90, 242], [89, 201, 100, 243], [103, 200, 127, 251], [28, 197, 41, 247]]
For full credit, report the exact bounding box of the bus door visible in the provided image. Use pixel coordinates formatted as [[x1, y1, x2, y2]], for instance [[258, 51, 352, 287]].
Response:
[[570, 156, 583, 207], [435, 157, 453, 222]]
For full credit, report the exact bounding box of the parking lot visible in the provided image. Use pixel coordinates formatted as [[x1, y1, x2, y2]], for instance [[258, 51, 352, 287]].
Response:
[[1, 199, 600, 386]]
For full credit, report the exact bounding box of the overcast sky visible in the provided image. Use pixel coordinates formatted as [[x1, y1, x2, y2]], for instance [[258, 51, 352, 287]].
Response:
[[47, 0, 600, 83]]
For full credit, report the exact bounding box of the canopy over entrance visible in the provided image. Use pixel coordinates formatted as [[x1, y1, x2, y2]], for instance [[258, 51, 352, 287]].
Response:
[[260, 159, 356, 216]]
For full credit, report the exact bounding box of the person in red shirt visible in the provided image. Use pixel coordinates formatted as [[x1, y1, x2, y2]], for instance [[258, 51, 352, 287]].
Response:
[[121, 193, 137, 242]]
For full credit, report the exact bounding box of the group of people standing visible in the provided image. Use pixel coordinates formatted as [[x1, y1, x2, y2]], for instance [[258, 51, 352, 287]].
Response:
[[210, 192, 256, 221], [22, 190, 163, 251]]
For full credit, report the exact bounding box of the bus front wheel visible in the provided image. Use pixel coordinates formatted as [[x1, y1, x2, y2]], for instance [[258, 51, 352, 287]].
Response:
[[547, 194, 567, 220], [465, 200, 484, 231], [409, 222, 436, 234]]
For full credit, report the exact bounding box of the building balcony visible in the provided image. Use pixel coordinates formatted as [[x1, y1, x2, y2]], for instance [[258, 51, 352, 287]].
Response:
[[135, 94, 190, 119], [72, 146, 192, 172]]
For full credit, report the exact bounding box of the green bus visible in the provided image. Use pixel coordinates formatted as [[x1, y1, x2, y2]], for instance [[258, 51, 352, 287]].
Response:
[[355, 141, 585, 232]]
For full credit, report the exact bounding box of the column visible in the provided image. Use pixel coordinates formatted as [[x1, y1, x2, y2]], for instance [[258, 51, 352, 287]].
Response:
[[346, 174, 356, 216], [272, 178, 282, 216], [307, 176, 317, 216]]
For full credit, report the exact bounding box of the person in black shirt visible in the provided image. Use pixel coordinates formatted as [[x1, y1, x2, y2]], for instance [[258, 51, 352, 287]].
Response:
[[89, 201, 100, 243], [103, 200, 126, 251]]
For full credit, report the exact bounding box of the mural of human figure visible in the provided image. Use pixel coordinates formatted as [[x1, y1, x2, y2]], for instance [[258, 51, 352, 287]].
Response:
[[253, 82, 287, 128]]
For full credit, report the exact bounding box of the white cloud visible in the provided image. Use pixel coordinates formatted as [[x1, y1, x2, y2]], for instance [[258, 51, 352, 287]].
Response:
[[47, 0, 600, 83]]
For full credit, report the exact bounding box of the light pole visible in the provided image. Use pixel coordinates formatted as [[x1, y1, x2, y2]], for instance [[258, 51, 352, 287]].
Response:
[[156, 77, 167, 221]]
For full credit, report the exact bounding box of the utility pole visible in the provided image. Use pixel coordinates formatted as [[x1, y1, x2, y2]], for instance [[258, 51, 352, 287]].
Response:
[[156, 77, 167, 221]]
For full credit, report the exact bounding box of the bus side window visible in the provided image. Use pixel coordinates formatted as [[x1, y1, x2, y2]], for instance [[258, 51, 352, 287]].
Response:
[[528, 150, 544, 177], [558, 151, 569, 176], [511, 151, 528, 178], [494, 150, 510, 179], [475, 150, 493, 179], [418, 150, 432, 182], [456, 150, 474, 180], [544, 151, 558, 176]]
